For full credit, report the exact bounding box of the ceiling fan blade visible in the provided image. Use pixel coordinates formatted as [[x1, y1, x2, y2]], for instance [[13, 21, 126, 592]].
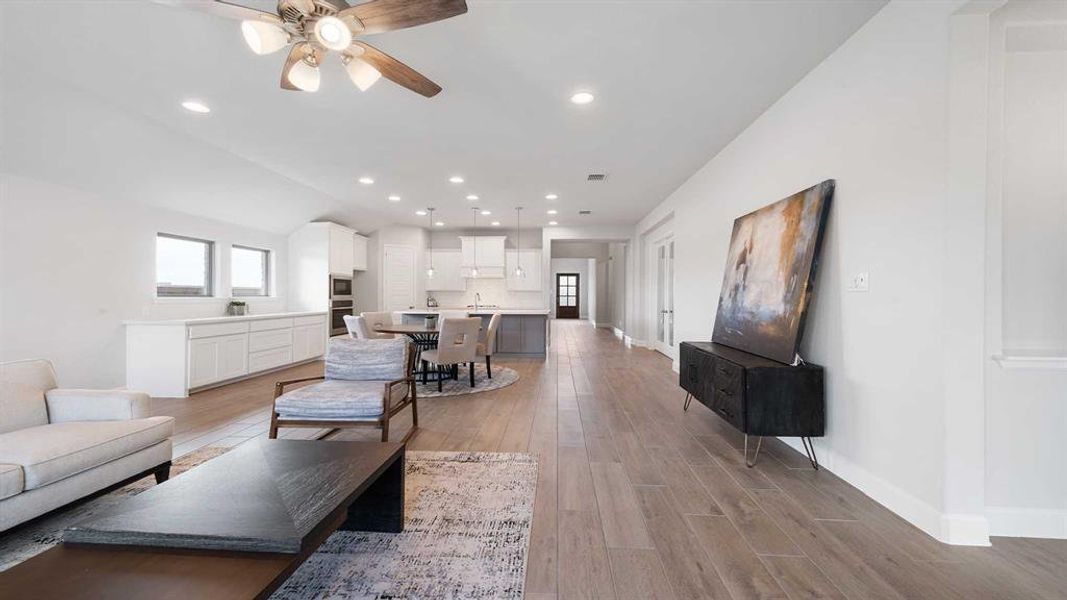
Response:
[[353, 42, 442, 97], [280, 43, 322, 91], [338, 0, 467, 35], [154, 0, 283, 24]]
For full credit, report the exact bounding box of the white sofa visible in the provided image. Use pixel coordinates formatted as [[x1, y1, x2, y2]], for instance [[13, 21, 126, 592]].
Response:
[[0, 359, 174, 532]]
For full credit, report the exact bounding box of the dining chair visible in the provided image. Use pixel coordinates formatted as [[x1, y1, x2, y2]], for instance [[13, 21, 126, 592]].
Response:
[[477, 313, 502, 379], [435, 310, 469, 331], [419, 317, 480, 391], [343, 314, 373, 339], [360, 311, 395, 339], [270, 337, 418, 442]]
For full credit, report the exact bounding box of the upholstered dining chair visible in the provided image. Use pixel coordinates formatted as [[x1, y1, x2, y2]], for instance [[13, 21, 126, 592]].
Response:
[[360, 311, 395, 339], [477, 313, 502, 379], [343, 314, 373, 339], [435, 310, 469, 331], [270, 337, 417, 443], [420, 317, 480, 391]]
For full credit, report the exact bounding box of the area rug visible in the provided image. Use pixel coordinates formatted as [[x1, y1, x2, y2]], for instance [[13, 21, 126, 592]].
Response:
[[416, 363, 519, 398], [0, 447, 538, 600]]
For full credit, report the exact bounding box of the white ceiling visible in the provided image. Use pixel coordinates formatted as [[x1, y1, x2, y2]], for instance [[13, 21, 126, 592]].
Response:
[[0, 0, 884, 234]]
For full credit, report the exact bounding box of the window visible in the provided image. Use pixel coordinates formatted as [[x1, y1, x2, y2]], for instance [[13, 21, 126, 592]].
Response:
[[231, 245, 270, 297], [156, 233, 214, 297], [559, 275, 577, 306]]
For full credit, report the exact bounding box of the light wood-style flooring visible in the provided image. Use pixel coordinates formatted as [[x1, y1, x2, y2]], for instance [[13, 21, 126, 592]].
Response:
[[155, 319, 1067, 599]]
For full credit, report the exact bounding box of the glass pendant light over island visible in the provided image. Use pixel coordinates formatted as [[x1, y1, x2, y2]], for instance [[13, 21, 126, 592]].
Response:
[[470, 207, 479, 278], [514, 207, 525, 278], [425, 208, 436, 278]]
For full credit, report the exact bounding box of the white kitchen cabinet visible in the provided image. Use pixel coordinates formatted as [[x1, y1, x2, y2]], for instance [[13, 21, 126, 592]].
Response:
[[292, 322, 326, 362], [425, 249, 466, 291], [352, 234, 368, 271], [460, 236, 506, 267], [188, 333, 248, 388], [329, 224, 355, 275], [505, 249, 542, 291], [126, 312, 328, 397]]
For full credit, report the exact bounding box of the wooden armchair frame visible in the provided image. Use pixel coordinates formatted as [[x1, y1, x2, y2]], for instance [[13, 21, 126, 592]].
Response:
[[269, 342, 418, 443]]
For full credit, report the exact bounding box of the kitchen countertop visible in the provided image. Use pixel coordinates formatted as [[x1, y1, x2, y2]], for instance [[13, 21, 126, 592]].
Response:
[[397, 308, 550, 316], [124, 311, 327, 326]]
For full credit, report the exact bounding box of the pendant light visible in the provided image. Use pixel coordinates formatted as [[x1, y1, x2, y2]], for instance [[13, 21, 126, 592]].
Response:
[[426, 208, 436, 278], [470, 207, 479, 278], [514, 207, 525, 278]]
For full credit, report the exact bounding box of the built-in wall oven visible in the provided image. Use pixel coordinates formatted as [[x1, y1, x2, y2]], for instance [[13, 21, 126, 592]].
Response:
[[329, 275, 354, 336]]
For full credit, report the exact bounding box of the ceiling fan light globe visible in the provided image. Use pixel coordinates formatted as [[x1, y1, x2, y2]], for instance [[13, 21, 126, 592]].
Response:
[[314, 16, 352, 51], [241, 20, 289, 55], [288, 59, 320, 92], [345, 57, 382, 91]]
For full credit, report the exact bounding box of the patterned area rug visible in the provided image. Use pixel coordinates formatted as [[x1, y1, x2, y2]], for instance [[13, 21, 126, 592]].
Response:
[[0, 448, 538, 600], [416, 363, 519, 398]]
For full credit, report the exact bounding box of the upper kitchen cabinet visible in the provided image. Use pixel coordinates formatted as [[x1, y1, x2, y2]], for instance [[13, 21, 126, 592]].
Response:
[[505, 249, 542, 291], [459, 236, 506, 278], [352, 233, 368, 271], [327, 224, 355, 275]]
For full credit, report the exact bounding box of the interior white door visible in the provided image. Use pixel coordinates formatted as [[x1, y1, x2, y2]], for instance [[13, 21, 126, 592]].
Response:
[[654, 238, 676, 357], [384, 244, 416, 310]]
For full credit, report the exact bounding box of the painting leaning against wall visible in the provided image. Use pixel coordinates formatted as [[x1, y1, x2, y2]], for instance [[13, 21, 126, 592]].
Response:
[[711, 179, 834, 364]]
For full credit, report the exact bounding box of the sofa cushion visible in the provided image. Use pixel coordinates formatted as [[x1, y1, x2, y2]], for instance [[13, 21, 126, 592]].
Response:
[[326, 337, 407, 381], [275, 380, 399, 420], [0, 463, 23, 500], [0, 381, 49, 434], [0, 417, 174, 490]]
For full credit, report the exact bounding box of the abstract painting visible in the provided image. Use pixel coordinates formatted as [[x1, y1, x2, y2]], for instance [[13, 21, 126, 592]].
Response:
[[712, 179, 834, 364]]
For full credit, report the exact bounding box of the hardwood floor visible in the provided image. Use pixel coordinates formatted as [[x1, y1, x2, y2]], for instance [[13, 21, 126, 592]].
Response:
[[154, 320, 1067, 600]]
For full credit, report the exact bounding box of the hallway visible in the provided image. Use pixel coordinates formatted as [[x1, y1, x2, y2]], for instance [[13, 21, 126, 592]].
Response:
[[156, 320, 1067, 599]]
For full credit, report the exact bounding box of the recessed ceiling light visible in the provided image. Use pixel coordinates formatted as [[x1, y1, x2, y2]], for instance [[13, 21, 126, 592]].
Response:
[[358, 176, 374, 185], [466, 194, 479, 201], [547, 209, 558, 215], [570, 91, 594, 105], [480, 210, 491, 216], [449, 175, 464, 184], [415, 210, 427, 216], [181, 100, 210, 114], [388, 195, 401, 202], [435, 221, 445, 227], [548, 221, 558, 226], [545, 193, 559, 200], [490, 221, 501, 226]]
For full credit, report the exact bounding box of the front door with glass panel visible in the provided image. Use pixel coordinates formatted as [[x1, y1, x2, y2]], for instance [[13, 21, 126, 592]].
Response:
[[654, 239, 675, 356], [556, 273, 579, 319]]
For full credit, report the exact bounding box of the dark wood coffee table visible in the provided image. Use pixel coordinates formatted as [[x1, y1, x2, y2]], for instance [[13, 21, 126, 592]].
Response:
[[0, 439, 404, 599]]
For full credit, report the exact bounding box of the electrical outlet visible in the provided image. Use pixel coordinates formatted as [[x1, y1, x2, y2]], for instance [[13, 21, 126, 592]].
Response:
[[848, 272, 870, 292]]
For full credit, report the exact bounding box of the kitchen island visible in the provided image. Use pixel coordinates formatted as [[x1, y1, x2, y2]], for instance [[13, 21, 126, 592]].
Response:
[[397, 309, 549, 355]]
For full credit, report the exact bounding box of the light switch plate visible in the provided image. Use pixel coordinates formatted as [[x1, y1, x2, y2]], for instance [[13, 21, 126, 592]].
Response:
[[848, 272, 870, 292]]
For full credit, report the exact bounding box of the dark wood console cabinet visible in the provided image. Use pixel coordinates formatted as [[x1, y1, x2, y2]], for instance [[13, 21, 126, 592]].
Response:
[[679, 341, 825, 468]]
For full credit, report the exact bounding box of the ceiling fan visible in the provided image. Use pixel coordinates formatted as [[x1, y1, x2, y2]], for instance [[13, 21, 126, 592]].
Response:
[[175, 0, 467, 97]]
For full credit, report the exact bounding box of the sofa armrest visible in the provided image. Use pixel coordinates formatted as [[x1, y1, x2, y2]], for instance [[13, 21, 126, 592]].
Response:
[[44, 389, 151, 422]]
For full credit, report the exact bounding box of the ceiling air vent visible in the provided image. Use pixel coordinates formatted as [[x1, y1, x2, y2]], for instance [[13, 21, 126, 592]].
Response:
[[586, 173, 607, 182], [579, 210, 592, 215]]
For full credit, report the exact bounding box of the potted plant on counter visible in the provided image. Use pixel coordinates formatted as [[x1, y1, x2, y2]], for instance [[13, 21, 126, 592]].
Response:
[[227, 300, 248, 316]]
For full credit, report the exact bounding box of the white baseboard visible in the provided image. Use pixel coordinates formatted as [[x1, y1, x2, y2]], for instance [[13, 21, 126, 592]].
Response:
[[778, 438, 990, 546], [612, 327, 624, 339], [671, 359, 680, 373], [987, 506, 1067, 539], [624, 336, 647, 348]]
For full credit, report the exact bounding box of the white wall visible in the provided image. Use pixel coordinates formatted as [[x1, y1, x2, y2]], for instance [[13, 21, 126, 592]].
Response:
[[550, 259, 591, 319], [631, 0, 985, 543], [0, 174, 288, 388], [609, 243, 628, 331]]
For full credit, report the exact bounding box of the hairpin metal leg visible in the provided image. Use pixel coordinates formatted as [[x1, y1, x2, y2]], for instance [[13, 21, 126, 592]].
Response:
[[683, 392, 693, 411], [744, 434, 763, 468], [801, 436, 820, 470]]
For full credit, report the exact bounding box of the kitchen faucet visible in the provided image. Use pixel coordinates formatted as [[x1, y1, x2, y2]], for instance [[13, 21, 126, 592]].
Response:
[[474, 293, 481, 312]]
